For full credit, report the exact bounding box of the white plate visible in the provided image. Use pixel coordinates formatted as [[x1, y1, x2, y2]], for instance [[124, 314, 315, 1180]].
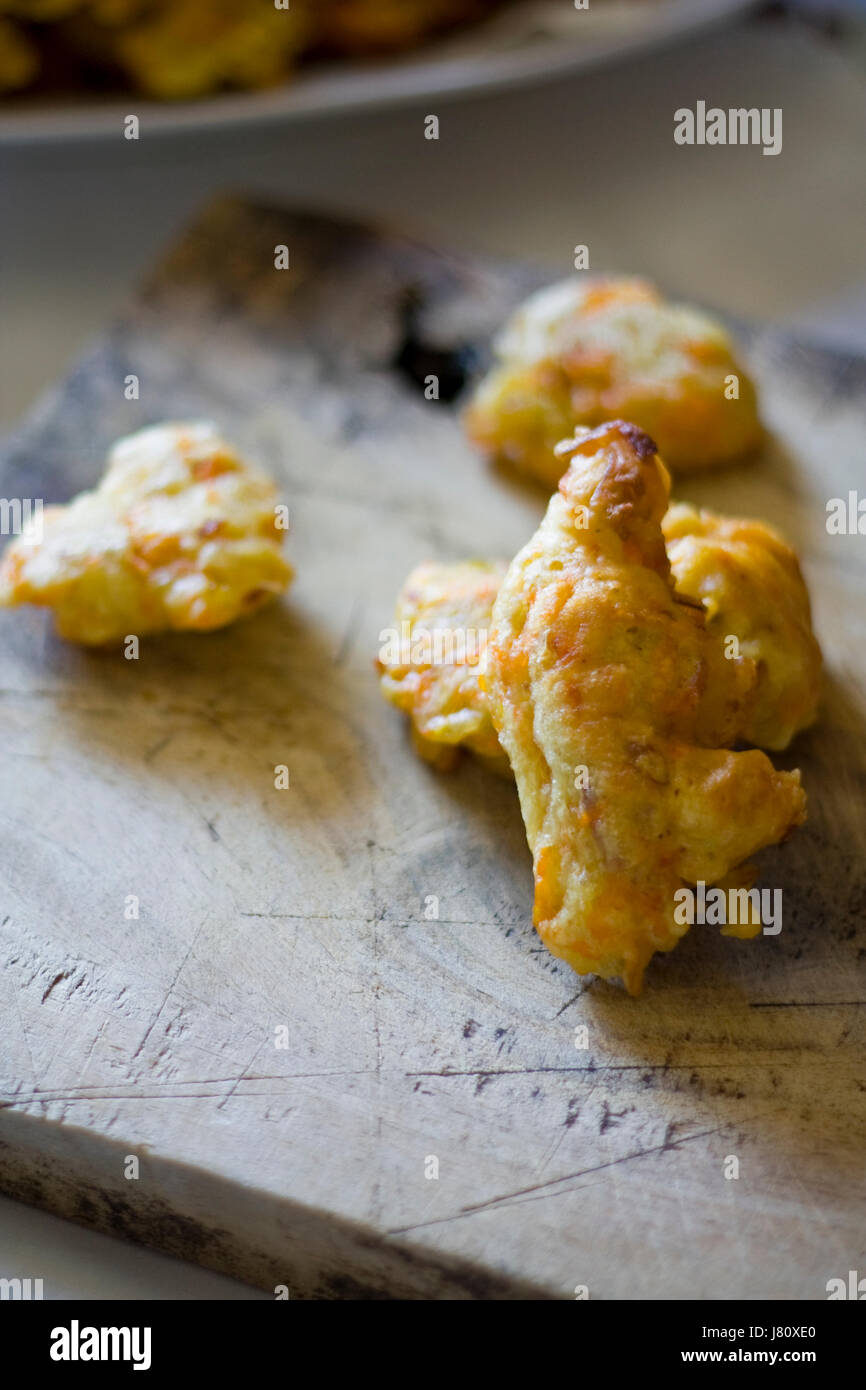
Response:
[[0, 0, 757, 144]]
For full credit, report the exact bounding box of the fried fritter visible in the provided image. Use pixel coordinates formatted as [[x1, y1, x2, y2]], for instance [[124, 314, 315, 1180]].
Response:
[[0, 421, 292, 645], [379, 496, 820, 772], [662, 503, 821, 751], [483, 420, 805, 994], [464, 277, 762, 484], [377, 559, 509, 773]]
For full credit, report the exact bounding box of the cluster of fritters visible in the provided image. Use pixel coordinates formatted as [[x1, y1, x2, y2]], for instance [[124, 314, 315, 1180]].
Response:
[[0, 276, 822, 995], [0, 0, 501, 98], [379, 276, 821, 993]]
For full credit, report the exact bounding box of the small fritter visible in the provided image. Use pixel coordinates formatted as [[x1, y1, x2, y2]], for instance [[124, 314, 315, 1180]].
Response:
[[464, 276, 762, 485], [662, 503, 821, 751], [0, 421, 292, 645], [483, 421, 805, 994], [377, 560, 509, 773], [379, 498, 820, 771]]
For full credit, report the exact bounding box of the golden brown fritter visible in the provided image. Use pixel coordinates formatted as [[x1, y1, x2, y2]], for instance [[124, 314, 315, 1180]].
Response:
[[377, 559, 509, 773], [0, 421, 292, 645], [464, 277, 762, 485], [483, 421, 805, 994], [379, 496, 820, 772], [662, 503, 821, 751]]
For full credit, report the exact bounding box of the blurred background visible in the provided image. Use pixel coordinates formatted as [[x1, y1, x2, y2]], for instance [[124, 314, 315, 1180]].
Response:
[[0, 0, 864, 1297]]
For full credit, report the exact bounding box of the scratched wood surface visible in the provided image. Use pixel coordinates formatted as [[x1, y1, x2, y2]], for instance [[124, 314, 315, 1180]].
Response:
[[0, 198, 864, 1300]]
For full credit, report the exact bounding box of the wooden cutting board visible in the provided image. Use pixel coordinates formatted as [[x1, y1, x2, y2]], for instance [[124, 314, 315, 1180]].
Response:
[[1, 198, 863, 1300]]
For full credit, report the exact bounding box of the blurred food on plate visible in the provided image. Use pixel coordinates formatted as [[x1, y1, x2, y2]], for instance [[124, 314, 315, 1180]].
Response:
[[0, 0, 506, 98]]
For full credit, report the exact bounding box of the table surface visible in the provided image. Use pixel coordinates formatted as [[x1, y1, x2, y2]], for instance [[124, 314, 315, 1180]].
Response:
[[1, 7, 864, 1300]]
